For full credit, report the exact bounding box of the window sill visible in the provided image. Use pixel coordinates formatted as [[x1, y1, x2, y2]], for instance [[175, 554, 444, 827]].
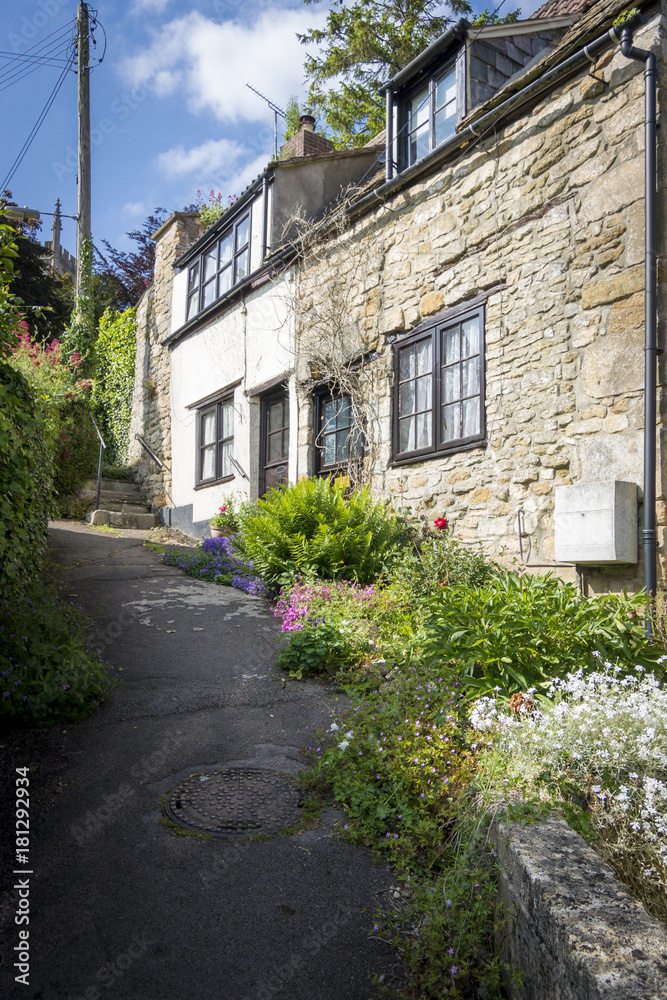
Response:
[[391, 437, 486, 467], [194, 474, 235, 491]]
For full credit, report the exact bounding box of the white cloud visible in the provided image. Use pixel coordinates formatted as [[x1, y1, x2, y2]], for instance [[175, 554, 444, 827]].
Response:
[[121, 200, 149, 216], [130, 0, 173, 13], [156, 138, 246, 178], [118, 7, 327, 124]]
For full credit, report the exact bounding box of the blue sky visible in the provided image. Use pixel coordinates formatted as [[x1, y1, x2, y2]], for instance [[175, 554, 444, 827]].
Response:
[[3, 0, 544, 257]]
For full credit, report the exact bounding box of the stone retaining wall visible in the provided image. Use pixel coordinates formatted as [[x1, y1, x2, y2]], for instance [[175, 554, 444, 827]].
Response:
[[490, 814, 667, 1000]]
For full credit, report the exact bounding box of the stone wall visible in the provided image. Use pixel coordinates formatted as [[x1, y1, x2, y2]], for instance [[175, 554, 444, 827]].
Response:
[[293, 15, 665, 594], [490, 814, 667, 1000], [129, 213, 201, 507]]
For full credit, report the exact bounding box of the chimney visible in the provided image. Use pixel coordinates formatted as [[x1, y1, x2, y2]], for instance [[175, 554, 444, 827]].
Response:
[[279, 114, 334, 160]]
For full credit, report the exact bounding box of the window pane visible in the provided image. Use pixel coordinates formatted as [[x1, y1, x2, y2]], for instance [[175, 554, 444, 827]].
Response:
[[399, 380, 415, 416], [187, 292, 199, 321], [410, 123, 430, 164], [324, 432, 336, 465], [463, 397, 480, 438], [204, 248, 217, 281], [462, 356, 480, 398], [442, 402, 460, 442], [399, 345, 416, 381], [416, 374, 432, 412], [203, 279, 216, 310], [462, 316, 480, 357], [416, 337, 432, 375], [220, 440, 233, 478], [236, 215, 250, 250], [201, 444, 215, 480], [337, 396, 352, 426], [416, 411, 432, 449], [221, 401, 233, 440], [282, 428, 290, 457], [399, 416, 415, 454], [435, 107, 457, 146], [219, 233, 233, 265], [410, 86, 429, 129], [268, 431, 283, 462], [442, 364, 460, 403], [435, 70, 456, 111], [268, 400, 283, 432], [323, 400, 336, 427], [235, 248, 249, 281], [443, 324, 461, 364], [188, 262, 199, 292], [201, 411, 216, 445], [218, 266, 232, 296], [337, 429, 351, 460]]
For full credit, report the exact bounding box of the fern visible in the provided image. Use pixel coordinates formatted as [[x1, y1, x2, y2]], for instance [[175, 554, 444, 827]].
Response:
[[235, 477, 403, 588]]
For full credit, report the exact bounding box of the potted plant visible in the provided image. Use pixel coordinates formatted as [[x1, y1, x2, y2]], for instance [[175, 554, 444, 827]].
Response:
[[209, 499, 239, 538]]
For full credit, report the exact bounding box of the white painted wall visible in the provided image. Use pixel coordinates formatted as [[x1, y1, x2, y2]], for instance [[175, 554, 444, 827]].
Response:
[[169, 272, 294, 522]]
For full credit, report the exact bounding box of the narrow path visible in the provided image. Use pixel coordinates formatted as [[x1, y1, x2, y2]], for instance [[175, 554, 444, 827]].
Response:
[[1, 522, 395, 1000]]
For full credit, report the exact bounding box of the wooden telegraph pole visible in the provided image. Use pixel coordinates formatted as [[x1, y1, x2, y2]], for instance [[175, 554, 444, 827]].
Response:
[[76, 2, 91, 300]]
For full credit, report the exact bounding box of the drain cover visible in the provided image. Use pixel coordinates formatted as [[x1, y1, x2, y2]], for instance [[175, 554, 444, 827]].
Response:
[[164, 768, 302, 838]]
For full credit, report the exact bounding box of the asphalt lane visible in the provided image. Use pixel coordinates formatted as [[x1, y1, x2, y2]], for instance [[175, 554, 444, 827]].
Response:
[[0, 522, 395, 1000]]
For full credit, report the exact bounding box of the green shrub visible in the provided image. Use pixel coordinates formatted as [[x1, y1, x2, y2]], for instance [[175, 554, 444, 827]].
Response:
[[93, 307, 137, 464], [423, 572, 662, 699], [389, 533, 497, 596], [0, 580, 121, 725], [0, 360, 56, 590], [53, 399, 99, 514], [277, 621, 361, 678], [235, 477, 404, 588]]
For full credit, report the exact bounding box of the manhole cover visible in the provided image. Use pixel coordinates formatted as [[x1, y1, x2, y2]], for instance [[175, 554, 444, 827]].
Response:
[[164, 768, 302, 838]]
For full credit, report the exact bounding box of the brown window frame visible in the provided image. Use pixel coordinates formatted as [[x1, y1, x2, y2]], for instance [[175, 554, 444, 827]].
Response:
[[313, 389, 364, 476], [392, 303, 485, 465], [260, 389, 290, 495], [195, 394, 235, 487]]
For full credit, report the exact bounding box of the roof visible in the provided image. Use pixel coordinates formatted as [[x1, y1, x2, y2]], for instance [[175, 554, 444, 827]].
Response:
[[531, 0, 597, 17]]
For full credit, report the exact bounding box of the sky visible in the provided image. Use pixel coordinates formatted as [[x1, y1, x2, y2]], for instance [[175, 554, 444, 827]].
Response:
[[2, 0, 546, 258]]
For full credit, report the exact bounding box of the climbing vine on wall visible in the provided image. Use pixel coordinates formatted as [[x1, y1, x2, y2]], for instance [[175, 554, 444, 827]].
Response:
[[93, 306, 137, 464]]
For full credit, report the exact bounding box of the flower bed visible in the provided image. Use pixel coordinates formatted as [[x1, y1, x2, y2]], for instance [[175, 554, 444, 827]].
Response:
[[163, 536, 269, 597]]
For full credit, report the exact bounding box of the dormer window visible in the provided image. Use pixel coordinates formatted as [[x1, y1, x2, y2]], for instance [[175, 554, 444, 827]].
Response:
[[404, 62, 457, 168], [186, 211, 251, 321]]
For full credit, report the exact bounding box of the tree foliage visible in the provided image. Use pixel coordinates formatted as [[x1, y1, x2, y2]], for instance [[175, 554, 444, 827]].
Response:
[[300, 0, 472, 147], [0, 197, 75, 342], [94, 209, 167, 310]]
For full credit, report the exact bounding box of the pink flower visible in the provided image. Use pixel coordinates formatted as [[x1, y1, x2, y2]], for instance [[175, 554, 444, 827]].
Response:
[[434, 517, 447, 530]]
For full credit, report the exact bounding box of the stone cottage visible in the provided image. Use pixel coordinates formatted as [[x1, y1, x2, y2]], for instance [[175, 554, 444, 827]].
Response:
[[129, 0, 665, 599]]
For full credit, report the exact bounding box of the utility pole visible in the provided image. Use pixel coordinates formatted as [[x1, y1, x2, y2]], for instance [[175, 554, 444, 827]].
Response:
[[76, 2, 91, 300]]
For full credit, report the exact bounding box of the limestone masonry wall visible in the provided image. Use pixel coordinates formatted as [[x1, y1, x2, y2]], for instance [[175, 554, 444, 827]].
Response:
[[129, 213, 200, 507], [294, 16, 666, 594]]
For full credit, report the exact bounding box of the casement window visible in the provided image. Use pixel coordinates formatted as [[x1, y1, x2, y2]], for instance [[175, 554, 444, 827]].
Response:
[[187, 212, 251, 321], [401, 62, 457, 169], [196, 396, 234, 485], [314, 391, 362, 474], [261, 390, 290, 495], [394, 305, 484, 462]]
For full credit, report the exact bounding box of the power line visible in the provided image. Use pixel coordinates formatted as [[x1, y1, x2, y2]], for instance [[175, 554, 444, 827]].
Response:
[[0, 43, 73, 91], [0, 51, 75, 194], [0, 23, 75, 92]]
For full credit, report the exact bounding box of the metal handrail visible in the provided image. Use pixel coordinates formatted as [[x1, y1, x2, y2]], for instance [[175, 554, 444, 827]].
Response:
[[134, 433, 165, 469], [89, 413, 106, 512]]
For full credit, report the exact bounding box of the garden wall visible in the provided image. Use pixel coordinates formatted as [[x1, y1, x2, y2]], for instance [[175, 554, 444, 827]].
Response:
[[490, 814, 667, 999]]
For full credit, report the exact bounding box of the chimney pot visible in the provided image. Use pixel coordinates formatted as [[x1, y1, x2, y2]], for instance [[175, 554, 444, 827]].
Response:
[[299, 114, 316, 132]]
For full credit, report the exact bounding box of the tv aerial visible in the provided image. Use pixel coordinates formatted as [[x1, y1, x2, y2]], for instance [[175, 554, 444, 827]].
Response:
[[245, 83, 285, 159]]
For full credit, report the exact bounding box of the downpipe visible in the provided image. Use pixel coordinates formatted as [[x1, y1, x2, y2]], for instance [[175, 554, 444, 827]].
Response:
[[620, 25, 658, 638]]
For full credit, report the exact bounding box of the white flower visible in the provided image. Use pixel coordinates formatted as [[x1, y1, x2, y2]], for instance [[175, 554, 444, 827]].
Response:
[[329, 722, 339, 732], [338, 740, 350, 751]]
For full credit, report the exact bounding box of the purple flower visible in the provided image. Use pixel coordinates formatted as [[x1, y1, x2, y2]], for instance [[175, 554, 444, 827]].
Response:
[[451, 966, 458, 975]]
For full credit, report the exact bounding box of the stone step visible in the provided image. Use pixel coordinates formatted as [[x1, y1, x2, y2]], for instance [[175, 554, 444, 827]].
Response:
[[82, 479, 145, 498], [80, 493, 152, 513], [86, 508, 160, 530]]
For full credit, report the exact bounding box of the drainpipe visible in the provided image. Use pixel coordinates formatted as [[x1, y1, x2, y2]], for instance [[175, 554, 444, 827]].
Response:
[[385, 89, 394, 182], [620, 24, 658, 638]]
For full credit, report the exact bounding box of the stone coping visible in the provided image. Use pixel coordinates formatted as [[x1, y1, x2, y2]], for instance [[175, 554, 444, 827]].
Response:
[[490, 814, 667, 999]]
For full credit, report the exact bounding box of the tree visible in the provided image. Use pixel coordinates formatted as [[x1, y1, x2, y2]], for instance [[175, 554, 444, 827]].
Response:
[[300, 0, 519, 148], [0, 195, 75, 343], [94, 209, 167, 311], [300, 0, 472, 148]]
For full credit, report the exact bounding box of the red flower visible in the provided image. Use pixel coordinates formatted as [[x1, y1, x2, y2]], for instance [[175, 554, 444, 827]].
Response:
[[434, 517, 448, 530]]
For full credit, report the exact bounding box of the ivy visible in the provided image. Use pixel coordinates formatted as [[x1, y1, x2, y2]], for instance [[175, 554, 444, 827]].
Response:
[[93, 306, 137, 464], [61, 237, 97, 375]]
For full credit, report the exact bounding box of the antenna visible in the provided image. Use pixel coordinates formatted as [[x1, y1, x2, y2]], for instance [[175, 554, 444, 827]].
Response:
[[245, 83, 286, 159]]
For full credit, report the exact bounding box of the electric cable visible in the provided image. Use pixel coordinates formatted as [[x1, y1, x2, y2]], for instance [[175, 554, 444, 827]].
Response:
[[0, 50, 75, 194], [0, 22, 75, 91]]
